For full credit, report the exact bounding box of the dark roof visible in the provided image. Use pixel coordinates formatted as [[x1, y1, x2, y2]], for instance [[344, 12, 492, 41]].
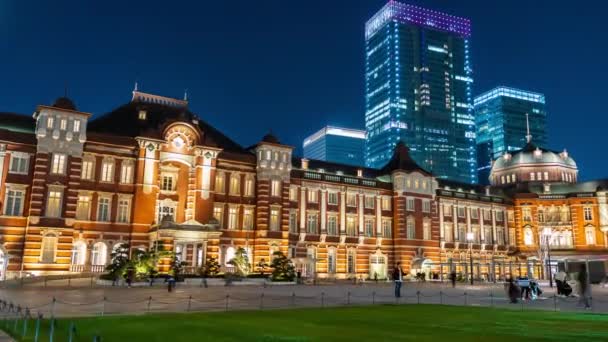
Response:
[[88, 102, 249, 154], [261, 132, 280, 144], [380, 141, 431, 175], [0, 128, 36, 145], [52, 97, 77, 111], [0, 112, 35, 134]]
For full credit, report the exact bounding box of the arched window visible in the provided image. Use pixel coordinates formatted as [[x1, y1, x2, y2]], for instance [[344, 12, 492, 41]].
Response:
[[41, 233, 58, 263], [585, 226, 596, 245], [523, 227, 534, 246], [224, 246, 236, 266], [91, 242, 108, 266], [269, 244, 279, 260], [71, 241, 87, 265], [327, 247, 336, 274], [347, 249, 356, 274]]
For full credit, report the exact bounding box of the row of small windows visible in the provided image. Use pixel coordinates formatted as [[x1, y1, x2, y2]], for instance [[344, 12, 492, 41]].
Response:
[[443, 224, 508, 245], [212, 205, 255, 230], [521, 228, 597, 247], [521, 206, 592, 222], [296, 213, 393, 238], [214, 173, 255, 196], [287, 188, 394, 211], [442, 205, 505, 221], [81, 156, 134, 184], [45, 116, 82, 133]]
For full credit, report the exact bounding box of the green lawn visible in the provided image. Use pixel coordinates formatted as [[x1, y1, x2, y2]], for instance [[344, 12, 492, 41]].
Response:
[[6, 305, 608, 341]]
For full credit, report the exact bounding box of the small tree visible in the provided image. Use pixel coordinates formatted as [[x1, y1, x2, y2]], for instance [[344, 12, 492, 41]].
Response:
[[169, 255, 187, 280], [271, 251, 295, 282], [257, 258, 269, 276], [228, 247, 250, 277], [200, 256, 220, 277], [106, 243, 130, 280]]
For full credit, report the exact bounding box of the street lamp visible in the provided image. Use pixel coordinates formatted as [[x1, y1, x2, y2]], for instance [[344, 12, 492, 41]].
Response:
[[542, 227, 553, 288], [466, 232, 474, 285]]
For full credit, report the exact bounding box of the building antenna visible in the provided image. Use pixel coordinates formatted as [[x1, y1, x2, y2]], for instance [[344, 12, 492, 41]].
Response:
[[134, 81, 138, 92], [525, 113, 532, 143], [184, 89, 188, 101]]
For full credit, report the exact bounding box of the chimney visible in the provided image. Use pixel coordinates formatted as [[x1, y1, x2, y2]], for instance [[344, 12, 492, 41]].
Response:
[[301, 158, 309, 170]]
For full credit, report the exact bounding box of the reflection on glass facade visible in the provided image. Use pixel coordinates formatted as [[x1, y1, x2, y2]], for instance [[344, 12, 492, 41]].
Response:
[[364, 1, 477, 184], [303, 126, 366, 166], [475, 86, 547, 184]]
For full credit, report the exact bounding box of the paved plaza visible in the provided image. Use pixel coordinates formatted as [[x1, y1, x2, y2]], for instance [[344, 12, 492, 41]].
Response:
[[1, 279, 607, 318]]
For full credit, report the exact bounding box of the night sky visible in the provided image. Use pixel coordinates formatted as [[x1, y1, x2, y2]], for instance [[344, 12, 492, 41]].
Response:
[[1, 0, 606, 180]]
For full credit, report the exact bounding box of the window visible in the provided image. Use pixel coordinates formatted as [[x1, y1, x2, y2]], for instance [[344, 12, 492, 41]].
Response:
[[381, 197, 391, 211], [270, 208, 280, 231], [465, 209, 476, 221], [544, 172, 549, 180], [244, 208, 254, 230], [537, 209, 544, 223], [423, 221, 431, 240], [307, 190, 318, 203], [522, 208, 532, 222], [229, 174, 240, 195], [288, 211, 297, 233], [346, 216, 356, 236], [365, 196, 375, 209], [91, 242, 107, 266], [364, 219, 374, 237], [496, 211, 504, 222], [346, 194, 357, 207], [244, 177, 254, 197], [444, 224, 453, 242], [328, 192, 338, 205], [537, 172, 542, 181], [46, 190, 62, 217], [117, 199, 130, 223], [4, 189, 24, 216], [75, 195, 91, 220], [512, 174, 517, 182], [457, 207, 465, 218], [97, 197, 111, 222], [422, 200, 431, 213], [585, 226, 596, 245], [406, 218, 415, 239], [51, 154, 66, 174], [496, 228, 505, 245], [73, 120, 81, 132], [228, 207, 238, 229], [523, 227, 534, 246], [444, 204, 452, 216], [530, 172, 535, 181], [138, 110, 147, 120], [289, 187, 298, 201], [406, 198, 415, 211], [327, 216, 338, 235], [71, 241, 86, 265], [47, 116, 54, 129], [501, 176, 505, 184], [60, 119, 67, 130], [347, 250, 356, 274], [9, 153, 28, 174], [584, 207, 593, 221], [215, 173, 225, 193], [120, 162, 134, 184], [101, 159, 114, 182], [40, 234, 58, 263], [158, 204, 175, 223], [213, 205, 224, 227], [382, 220, 392, 238], [161, 174, 175, 191], [81, 157, 95, 180], [327, 248, 337, 274], [271, 180, 281, 197], [306, 213, 318, 234]]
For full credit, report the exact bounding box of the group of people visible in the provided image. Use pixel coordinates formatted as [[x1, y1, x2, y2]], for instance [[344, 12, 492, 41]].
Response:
[[506, 276, 543, 303]]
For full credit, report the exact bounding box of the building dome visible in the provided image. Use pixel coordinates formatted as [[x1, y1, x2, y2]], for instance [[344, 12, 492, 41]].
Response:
[[52, 97, 77, 111], [489, 142, 578, 186], [261, 132, 280, 144]]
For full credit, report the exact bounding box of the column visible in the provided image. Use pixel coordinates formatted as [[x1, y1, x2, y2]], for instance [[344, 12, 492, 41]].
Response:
[[503, 209, 509, 245], [480, 208, 485, 242], [439, 202, 444, 240], [466, 206, 471, 233], [299, 187, 306, 232], [376, 196, 382, 235], [0, 145, 6, 190], [491, 209, 497, 245], [453, 204, 459, 241], [358, 194, 364, 234], [192, 244, 198, 267], [340, 192, 346, 233], [320, 189, 327, 233]]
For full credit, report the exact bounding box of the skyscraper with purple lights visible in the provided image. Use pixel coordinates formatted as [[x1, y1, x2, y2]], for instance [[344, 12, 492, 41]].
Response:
[[364, 1, 477, 184]]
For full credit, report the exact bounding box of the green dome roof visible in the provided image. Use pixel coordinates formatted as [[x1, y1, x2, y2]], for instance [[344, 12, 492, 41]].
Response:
[[492, 142, 577, 171]]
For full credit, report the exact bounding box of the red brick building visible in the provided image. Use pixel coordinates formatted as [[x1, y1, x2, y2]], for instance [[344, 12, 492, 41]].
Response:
[[0, 90, 606, 281]]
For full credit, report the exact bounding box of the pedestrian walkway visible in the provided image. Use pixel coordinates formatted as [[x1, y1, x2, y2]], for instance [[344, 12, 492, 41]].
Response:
[[0, 330, 14, 342]]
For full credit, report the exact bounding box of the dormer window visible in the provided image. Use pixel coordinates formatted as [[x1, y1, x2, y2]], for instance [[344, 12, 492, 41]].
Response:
[[503, 153, 511, 161], [73, 120, 81, 132], [138, 110, 147, 120], [47, 117, 54, 129], [60, 119, 67, 130]]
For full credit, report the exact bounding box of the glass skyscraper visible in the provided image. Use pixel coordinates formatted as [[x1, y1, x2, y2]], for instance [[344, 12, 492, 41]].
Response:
[[364, 1, 476, 184], [475, 86, 547, 184], [303, 126, 366, 166]]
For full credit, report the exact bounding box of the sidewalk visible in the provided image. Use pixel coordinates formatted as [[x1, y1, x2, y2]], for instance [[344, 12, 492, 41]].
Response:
[[0, 330, 14, 342]]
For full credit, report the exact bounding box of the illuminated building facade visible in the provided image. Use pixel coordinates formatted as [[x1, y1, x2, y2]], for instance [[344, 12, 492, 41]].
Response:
[[303, 126, 365, 167], [0, 90, 605, 282], [364, 1, 477, 184], [475, 86, 547, 184]]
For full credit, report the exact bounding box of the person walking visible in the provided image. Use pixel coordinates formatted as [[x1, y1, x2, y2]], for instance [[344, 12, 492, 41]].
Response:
[[393, 262, 403, 298], [578, 265, 591, 309], [507, 277, 519, 304], [450, 270, 457, 288], [555, 270, 567, 296]]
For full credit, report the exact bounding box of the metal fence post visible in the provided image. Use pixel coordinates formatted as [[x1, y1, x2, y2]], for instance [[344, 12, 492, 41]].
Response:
[[417, 291, 421, 304], [464, 292, 467, 306], [68, 276, 71, 287], [187, 295, 192, 312], [91, 276, 94, 288], [49, 318, 55, 342], [44, 276, 48, 288], [553, 294, 557, 312], [439, 291, 443, 305], [101, 296, 107, 316], [34, 313, 41, 342], [21, 309, 28, 338], [225, 294, 230, 312], [51, 297, 56, 319], [147, 296, 152, 313], [68, 322, 76, 342], [291, 292, 295, 307]]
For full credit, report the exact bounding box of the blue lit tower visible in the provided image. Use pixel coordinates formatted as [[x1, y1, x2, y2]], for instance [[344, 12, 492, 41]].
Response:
[[302, 126, 366, 166], [475, 86, 547, 184], [364, 1, 476, 184]]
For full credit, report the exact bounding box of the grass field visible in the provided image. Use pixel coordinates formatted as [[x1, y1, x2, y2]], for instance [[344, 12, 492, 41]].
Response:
[[6, 304, 608, 341]]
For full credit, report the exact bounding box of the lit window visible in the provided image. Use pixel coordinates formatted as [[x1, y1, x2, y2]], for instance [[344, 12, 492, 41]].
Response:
[[457, 207, 465, 218], [306, 213, 318, 234], [327, 248, 337, 274], [288, 210, 297, 233], [81, 157, 95, 180], [158, 204, 175, 223], [523, 228, 534, 246], [60, 119, 67, 130], [117, 199, 130, 223], [483, 209, 491, 221], [471, 208, 478, 219], [4, 189, 24, 216], [544, 172, 549, 180], [365, 219, 374, 237], [40, 233, 58, 263], [327, 216, 337, 235], [536, 172, 542, 181], [365, 196, 375, 209], [347, 249, 356, 274], [584, 207, 593, 221], [51, 154, 66, 174], [382, 197, 391, 211], [9, 153, 29, 174], [423, 221, 431, 240], [46, 190, 63, 218], [229, 174, 240, 195], [75, 195, 91, 220], [213, 205, 224, 227], [307, 190, 318, 203], [244, 177, 255, 197], [406, 218, 415, 239], [47, 117, 54, 129], [138, 110, 147, 120], [382, 220, 392, 238], [73, 120, 81, 132], [215, 173, 225, 193], [243, 208, 254, 230], [346, 216, 356, 236], [444, 204, 452, 216], [289, 187, 298, 201], [271, 180, 281, 197], [406, 198, 415, 211], [228, 207, 238, 229], [585, 226, 596, 245], [422, 200, 431, 213], [530, 172, 535, 181], [91, 242, 107, 266], [97, 197, 111, 222], [346, 194, 357, 207], [328, 192, 338, 205], [101, 159, 114, 182], [161, 174, 175, 191], [270, 208, 280, 231], [120, 162, 134, 184], [522, 208, 532, 222]]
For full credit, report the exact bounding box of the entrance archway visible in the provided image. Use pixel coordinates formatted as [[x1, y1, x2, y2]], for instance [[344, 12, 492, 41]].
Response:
[[369, 252, 387, 280], [411, 258, 433, 280]]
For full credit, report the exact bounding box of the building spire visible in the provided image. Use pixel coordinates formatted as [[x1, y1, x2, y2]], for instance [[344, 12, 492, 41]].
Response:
[[184, 89, 188, 101], [134, 81, 138, 92], [525, 113, 532, 143]]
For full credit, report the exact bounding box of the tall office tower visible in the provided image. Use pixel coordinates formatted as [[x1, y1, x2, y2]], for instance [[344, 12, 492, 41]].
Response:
[[475, 86, 547, 184], [303, 126, 366, 166], [364, 1, 476, 184]]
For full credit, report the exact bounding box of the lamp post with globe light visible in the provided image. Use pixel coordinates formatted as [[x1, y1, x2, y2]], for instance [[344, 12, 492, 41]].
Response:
[[466, 232, 474, 285], [542, 227, 553, 288]]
